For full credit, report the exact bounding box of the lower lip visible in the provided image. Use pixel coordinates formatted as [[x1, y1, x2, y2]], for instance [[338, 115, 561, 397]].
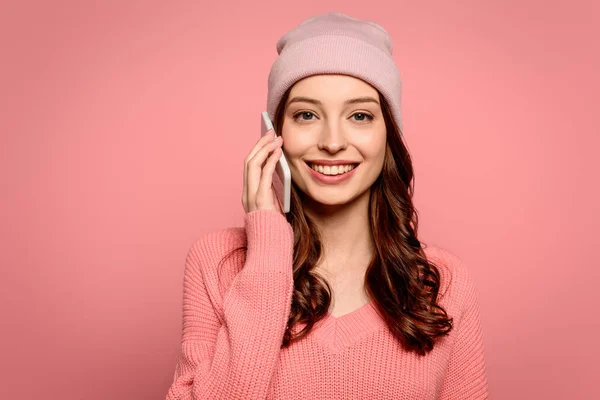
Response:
[[305, 162, 359, 184]]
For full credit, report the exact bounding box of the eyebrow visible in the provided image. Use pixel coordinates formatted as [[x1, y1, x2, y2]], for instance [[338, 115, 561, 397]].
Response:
[[287, 96, 380, 107]]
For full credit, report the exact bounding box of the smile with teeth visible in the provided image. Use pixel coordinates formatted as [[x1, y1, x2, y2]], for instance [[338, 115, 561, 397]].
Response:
[[308, 163, 357, 176]]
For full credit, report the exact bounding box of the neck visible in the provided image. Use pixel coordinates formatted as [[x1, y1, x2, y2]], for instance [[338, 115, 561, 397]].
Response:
[[302, 189, 375, 274]]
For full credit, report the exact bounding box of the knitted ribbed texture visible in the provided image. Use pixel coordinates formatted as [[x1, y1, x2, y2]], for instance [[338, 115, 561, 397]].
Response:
[[166, 209, 488, 399]]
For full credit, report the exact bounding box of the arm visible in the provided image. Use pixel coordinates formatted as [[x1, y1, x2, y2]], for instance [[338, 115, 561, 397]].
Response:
[[165, 210, 294, 400], [439, 262, 489, 400]]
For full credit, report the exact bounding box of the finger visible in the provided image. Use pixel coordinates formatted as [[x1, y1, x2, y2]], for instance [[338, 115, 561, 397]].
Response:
[[247, 130, 276, 164], [247, 145, 282, 211], [259, 147, 282, 194], [244, 131, 277, 202], [247, 139, 283, 207], [257, 147, 282, 208]]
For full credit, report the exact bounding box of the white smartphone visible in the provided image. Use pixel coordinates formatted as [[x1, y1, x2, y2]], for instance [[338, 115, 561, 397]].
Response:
[[260, 111, 291, 213]]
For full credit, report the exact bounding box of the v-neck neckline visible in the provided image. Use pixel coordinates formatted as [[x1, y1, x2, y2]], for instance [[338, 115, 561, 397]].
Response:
[[325, 299, 374, 320], [294, 300, 388, 354]]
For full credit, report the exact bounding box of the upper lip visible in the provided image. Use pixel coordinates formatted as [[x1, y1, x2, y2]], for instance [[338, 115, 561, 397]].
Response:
[[305, 159, 360, 166]]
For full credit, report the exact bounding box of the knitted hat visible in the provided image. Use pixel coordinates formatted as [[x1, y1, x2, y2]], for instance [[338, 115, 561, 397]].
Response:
[[267, 12, 403, 133]]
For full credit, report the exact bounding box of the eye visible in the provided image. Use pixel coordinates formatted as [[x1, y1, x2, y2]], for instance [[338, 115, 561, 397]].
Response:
[[292, 111, 316, 121], [292, 111, 375, 123], [351, 112, 374, 123]]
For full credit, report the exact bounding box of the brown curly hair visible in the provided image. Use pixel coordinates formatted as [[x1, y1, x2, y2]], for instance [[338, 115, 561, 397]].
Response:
[[270, 84, 454, 356]]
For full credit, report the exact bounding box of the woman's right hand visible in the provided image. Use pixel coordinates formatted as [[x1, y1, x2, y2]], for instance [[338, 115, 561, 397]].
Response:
[[242, 129, 284, 214]]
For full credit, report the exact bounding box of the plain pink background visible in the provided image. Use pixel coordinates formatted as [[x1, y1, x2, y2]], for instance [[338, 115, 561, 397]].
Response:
[[1, 1, 598, 399]]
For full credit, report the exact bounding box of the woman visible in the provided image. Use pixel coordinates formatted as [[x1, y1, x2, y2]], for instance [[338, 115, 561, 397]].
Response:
[[166, 12, 488, 399]]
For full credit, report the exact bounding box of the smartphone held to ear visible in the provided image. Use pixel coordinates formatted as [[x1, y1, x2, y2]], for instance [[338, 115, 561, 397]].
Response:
[[261, 111, 291, 214]]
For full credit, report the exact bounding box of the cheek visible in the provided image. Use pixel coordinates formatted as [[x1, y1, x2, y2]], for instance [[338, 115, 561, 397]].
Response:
[[360, 138, 387, 162], [281, 136, 310, 159]]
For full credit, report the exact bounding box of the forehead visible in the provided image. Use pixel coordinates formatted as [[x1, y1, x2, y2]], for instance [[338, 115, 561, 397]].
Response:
[[287, 74, 379, 105]]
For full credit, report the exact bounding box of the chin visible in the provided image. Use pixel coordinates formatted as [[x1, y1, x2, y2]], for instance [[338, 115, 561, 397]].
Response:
[[309, 190, 360, 206]]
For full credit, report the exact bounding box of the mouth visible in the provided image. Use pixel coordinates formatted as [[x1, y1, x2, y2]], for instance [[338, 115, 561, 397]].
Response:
[[304, 161, 360, 183], [304, 161, 360, 176]]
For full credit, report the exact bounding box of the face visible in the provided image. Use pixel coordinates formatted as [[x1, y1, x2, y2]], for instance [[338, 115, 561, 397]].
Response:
[[280, 74, 387, 210]]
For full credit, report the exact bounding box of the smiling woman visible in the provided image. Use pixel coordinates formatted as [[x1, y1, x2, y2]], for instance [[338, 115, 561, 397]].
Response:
[[275, 74, 388, 215], [166, 12, 489, 400]]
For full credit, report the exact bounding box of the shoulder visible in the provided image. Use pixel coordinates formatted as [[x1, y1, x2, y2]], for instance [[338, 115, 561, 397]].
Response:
[[189, 226, 247, 264], [183, 226, 248, 312], [186, 226, 247, 278], [422, 244, 472, 285], [422, 244, 481, 317]]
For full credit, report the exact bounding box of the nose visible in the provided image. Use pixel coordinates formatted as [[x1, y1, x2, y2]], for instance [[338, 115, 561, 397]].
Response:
[[317, 125, 348, 153]]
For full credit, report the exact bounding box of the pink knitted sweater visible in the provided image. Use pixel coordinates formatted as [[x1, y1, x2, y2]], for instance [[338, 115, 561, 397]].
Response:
[[166, 209, 488, 399]]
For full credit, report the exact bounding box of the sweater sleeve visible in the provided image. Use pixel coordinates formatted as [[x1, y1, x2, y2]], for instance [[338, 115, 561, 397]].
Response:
[[165, 210, 295, 400], [438, 261, 489, 400]]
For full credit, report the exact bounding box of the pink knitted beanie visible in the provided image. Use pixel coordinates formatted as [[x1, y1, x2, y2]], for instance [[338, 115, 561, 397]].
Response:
[[267, 12, 403, 133]]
